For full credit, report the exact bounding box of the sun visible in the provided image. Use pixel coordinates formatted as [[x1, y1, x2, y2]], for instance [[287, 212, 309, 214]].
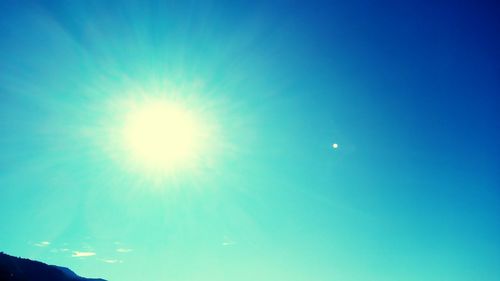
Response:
[[120, 99, 207, 174]]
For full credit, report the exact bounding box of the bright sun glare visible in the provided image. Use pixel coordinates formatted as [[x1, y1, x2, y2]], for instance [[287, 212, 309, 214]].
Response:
[[121, 99, 206, 174]]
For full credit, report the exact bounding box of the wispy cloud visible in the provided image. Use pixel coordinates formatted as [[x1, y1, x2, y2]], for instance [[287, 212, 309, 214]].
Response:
[[101, 259, 123, 264], [222, 241, 236, 246], [222, 236, 236, 246], [116, 248, 132, 253], [72, 251, 96, 257], [34, 241, 51, 247]]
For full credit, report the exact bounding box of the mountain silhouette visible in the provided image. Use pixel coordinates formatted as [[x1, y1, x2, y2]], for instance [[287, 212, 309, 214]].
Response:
[[0, 252, 106, 281]]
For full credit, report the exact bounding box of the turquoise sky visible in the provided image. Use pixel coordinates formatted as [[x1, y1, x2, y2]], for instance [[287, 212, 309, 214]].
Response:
[[1, 1, 499, 280]]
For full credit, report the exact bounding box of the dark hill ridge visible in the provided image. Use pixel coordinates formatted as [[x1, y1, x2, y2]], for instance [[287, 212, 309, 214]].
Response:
[[0, 252, 106, 281]]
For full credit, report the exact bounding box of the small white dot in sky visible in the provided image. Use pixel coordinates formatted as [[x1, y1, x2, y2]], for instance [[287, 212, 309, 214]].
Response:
[[332, 143, 338, 149]]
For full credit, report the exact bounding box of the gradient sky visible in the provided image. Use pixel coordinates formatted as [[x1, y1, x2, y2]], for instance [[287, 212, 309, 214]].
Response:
[[1, 1, 499, 280]]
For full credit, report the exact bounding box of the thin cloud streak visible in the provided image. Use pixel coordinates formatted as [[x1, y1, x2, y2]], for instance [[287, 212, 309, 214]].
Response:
[[116, 248, 132, 253], [34, 241, 50, 247], [101, 259, 123, 264], [72, 251, 96, 257]]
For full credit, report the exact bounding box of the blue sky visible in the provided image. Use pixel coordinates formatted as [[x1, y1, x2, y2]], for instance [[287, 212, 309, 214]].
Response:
[[1, 1, 499, 280]]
